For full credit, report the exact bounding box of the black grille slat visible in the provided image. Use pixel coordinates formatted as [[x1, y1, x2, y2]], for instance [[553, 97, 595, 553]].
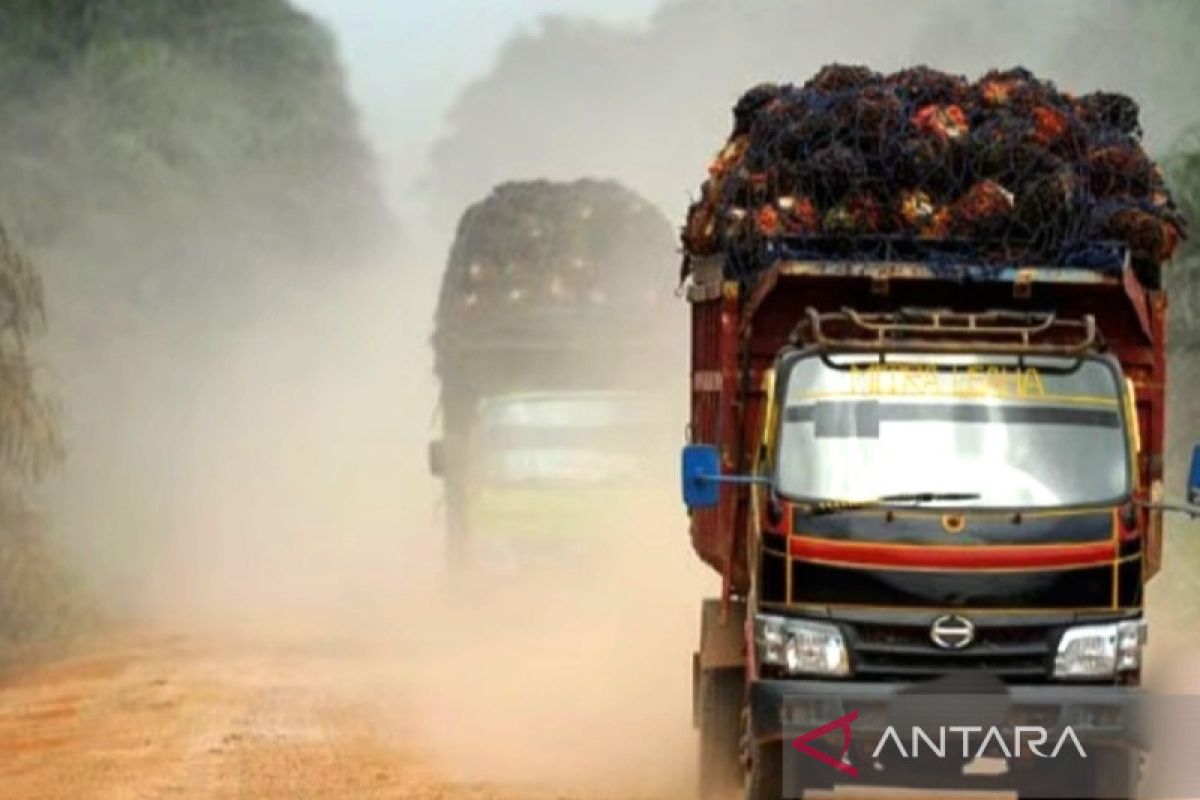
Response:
[[854, 642, 1049, 658], [845, 619, 1058, 683], [856, 664, 1048, 679]]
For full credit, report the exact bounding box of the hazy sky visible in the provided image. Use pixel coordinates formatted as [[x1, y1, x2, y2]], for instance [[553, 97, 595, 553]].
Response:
[[290, 0, 1199, 243], [291, 0, 659, 214]]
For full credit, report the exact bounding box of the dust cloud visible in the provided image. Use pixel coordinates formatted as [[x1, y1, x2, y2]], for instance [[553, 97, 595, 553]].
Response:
[[139, 262, 707, 797], [391, 503, 709, 796], [6, 0, 1197, 797], [40, 220, 708, 797], [13, 30, 711, 782]]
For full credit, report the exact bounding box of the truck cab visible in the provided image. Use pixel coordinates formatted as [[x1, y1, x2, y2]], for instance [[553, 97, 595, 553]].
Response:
[[683, 255, 1192, 799], [433, 388, 669, 571], [428, 179, 681, 577], [430, 304, 680, 573]]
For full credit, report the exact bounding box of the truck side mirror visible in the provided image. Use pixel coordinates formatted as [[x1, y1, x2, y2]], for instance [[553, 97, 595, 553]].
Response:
[[428, 439, 445, 477], [1189, 444, 1200, 506], [682, 444, 721, 509]]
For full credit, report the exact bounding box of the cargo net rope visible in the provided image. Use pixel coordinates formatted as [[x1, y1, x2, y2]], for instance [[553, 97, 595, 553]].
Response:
[[681, 65, 1189, 287]]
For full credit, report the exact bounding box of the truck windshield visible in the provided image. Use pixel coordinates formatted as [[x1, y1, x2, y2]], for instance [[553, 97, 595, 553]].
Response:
[[775, 353, 1131, 509], [475, 392, 652, 487]]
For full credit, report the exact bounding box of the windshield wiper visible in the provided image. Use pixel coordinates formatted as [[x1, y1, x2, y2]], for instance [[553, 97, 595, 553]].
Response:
[[878, 492, 982, 505], [802, 492, 982, 516]]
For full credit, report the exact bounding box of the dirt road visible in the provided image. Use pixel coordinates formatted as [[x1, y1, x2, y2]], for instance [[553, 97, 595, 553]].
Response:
[[0, 633, 603, 800]]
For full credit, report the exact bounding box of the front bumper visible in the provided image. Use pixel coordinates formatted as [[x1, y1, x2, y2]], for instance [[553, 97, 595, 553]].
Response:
[[752, 678, 1146, 750]]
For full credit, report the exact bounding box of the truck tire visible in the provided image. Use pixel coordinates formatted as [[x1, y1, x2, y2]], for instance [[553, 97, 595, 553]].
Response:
[[1014, 746, 1138, 800], [443, 484, 472, 572], [698, 667, 743, 800], [744, 740, 782, 800]]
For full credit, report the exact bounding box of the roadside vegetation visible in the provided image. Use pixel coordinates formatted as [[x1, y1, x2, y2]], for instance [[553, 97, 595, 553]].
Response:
[[0, 0, 388, 648], [0, 226, 70, 647]]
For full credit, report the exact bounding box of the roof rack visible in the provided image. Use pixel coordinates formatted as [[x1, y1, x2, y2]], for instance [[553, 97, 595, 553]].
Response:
[[789, 307, 1102, 356]]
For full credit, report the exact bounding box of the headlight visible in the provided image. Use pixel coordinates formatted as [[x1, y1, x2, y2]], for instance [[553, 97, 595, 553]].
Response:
[[1054, 620, 1147, 679], [754, 614, 849, 676]]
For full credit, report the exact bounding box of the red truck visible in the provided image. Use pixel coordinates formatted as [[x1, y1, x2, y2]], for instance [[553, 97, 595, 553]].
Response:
[[682, 250, 1200, 798]]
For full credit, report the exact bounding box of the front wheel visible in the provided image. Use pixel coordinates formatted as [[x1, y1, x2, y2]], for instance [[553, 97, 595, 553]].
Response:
[[744, 740, 782, 800]]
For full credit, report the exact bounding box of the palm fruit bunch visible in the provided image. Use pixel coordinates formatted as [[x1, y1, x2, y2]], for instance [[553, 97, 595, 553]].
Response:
[[435, 179, 677, 345], [682, 65, 1187, 288]]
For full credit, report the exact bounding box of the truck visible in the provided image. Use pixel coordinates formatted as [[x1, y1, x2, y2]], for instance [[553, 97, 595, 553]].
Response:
[[679, 67, 1196, 800], [429, 179, 680, 573]]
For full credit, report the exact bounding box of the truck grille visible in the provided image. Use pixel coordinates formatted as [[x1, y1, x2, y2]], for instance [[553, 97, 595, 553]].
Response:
[[845, 619, 1058, 683]]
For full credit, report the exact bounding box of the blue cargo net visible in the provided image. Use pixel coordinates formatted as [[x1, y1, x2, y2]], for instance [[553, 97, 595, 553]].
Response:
[[682, 65, 1187, 289], [746, 235, 1129, 283]]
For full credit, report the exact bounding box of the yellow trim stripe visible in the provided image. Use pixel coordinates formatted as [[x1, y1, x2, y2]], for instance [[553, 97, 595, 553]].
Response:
[[787, 390, 1119, 407], [762, 601, 1142, 615]]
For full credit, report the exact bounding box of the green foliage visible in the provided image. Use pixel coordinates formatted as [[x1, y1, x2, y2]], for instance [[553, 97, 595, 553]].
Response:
[[0, 0, 386, 291], [1165, 129, 1200, 350], [0, 226, 69, 645], [0, 511, 88, 646], [0, 227, 60, 488], [0, 0, 383, 644]]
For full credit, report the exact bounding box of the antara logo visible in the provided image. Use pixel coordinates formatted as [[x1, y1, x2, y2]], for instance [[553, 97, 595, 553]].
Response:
[[791, 709, 860, 778], [790, 709, 1087, 778], [873, 724, 1087, 760]]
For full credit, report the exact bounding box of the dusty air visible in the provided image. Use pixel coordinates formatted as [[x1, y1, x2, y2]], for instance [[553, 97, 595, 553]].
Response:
[[0, 4, 1198, 800]]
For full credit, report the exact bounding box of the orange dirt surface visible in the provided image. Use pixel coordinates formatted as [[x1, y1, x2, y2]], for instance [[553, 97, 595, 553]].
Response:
[[0, 633, 608, 800]]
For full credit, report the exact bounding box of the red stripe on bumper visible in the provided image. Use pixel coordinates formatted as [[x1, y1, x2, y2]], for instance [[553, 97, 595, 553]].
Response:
[[788, 537, 1117, 570]]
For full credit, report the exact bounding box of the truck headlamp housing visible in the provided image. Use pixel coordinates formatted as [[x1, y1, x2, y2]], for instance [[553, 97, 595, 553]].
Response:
[[755, 614, 849, 677], [1054, 620, 1147, 679]]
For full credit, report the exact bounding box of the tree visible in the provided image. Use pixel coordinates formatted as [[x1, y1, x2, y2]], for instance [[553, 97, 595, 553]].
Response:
[[0, 222, 66, 645], [0, 0, 388, 299], [1165, 131, 1200, 348], [0, 225, 59, 490]]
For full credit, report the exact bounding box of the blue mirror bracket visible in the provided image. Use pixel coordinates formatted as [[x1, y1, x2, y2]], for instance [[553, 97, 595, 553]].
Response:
[[1137, 499, 1200, 520], [682, 443, 771, 510], [682, 444, 721, 509], [1137, 444, 1200, 519], [1146, 443, 1200, 518]]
